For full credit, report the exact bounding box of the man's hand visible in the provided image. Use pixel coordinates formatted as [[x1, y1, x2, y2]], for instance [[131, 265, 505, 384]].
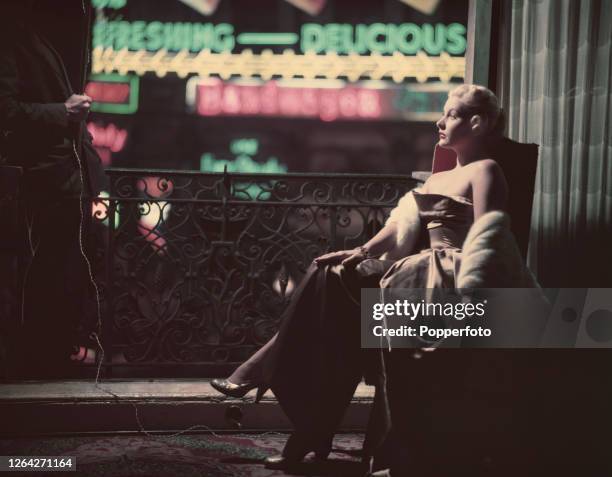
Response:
[[64, 94, 92, 122]]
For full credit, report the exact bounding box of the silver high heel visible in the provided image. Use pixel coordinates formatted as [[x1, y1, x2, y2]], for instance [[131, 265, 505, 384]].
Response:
[[210, 379, 268, 403]]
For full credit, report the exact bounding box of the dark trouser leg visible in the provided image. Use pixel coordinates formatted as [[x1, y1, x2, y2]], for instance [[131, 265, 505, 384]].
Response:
[[20, 198, 87, 374]]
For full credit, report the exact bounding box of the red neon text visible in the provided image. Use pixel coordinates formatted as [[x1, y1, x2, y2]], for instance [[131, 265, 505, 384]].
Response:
[[85, 81, 130, 104], [87, 123, 128, 152], [87, 122, 128, 166], [195, 80, 382, 121]]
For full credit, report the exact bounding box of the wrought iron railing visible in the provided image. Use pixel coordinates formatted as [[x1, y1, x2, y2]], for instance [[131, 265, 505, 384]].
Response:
[[59, 170, 421, 376]]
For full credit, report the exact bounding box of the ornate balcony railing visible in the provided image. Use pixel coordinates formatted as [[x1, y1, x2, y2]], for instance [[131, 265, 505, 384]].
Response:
[[8, 169, 418, 377]]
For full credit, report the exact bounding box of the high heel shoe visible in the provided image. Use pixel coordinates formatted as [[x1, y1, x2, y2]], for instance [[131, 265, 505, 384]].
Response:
[[263, 450, 329, 470], [210, 379, 268, 403], [263, 433, 331, 469]]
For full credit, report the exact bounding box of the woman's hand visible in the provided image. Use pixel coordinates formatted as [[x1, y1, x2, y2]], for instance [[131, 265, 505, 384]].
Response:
[[313, 248, 369, 268]]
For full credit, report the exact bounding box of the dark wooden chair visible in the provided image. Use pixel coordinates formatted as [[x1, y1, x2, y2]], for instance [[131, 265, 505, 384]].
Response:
[[428, 138, 539, 259], [413, 142, 609, 473]]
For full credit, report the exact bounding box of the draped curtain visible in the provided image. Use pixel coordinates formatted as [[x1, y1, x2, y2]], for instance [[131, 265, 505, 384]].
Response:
[[500, 0, 612, 286]]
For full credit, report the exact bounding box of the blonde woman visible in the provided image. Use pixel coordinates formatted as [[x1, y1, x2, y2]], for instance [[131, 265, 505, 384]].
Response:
[[212, 85, 526, 472]]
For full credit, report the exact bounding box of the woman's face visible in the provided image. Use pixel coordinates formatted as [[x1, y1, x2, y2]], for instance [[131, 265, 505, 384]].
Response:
[[435, 97, 475, 151]]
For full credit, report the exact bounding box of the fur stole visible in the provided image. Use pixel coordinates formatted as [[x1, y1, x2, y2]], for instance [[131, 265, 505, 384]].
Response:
[[458, 210, 538, 289], [380, 188, 421, 261]]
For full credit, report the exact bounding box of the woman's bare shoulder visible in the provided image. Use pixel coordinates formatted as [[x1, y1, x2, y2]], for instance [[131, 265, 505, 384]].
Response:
[[469, 158, 501, 172], [469, 158, 509, 209], [468, 158, 505, 182]]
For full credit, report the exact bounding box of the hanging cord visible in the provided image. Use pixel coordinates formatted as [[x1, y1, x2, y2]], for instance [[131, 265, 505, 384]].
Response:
[[72, 140, 103, 358], [71, 3, 283, 440], [72, 142, 284, 441], [20, 212, 39, 325], [72, 140, 208, 438]]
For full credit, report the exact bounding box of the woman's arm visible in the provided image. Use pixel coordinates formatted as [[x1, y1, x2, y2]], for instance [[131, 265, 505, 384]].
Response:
[[360, 221, 398, 256], [316, 183, 423, 267], [471, 159, 508, 220], [314, 222, 398, 267]]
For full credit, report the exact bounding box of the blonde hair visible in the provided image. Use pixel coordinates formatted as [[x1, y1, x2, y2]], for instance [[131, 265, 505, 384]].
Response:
[[448, 84, 505, 138]]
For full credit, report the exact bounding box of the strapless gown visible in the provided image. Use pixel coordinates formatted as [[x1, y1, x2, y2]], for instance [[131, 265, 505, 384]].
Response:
[[380, 191, 473, 289], [257, 192, 476, 461]]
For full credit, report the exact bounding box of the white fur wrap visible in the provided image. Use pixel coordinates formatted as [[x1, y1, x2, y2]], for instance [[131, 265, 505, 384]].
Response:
[[380, 189, 421, 261], [458, 210, 539, 289]]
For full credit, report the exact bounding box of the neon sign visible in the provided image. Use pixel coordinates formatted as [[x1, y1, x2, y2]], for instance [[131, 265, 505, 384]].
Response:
[[177, 0, 221, 16], [188, 78, 382, 121], [92, 0, 127, 9], [186, 78, 451, 121], [201, 153, 287, 174], [92, 21, 466, 56], [300, 23, 466, 55], [92, 191, 121, 228], [93, 21, 235, 53], [136, 176, 172, 255], [230, 138, 259, 156], [92, 18, 466, 82], [93, 48, 464, 83], [86, 74, 139, 114], [200, 138, 288, 198], [87, 122, 128, 166]]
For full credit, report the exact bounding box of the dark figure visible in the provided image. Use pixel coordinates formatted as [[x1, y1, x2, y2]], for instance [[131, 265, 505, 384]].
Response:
[[0, 1, 104, 376]]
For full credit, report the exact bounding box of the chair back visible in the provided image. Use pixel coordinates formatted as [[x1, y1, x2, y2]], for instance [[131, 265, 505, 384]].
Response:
[[431, 139, 539, 259]]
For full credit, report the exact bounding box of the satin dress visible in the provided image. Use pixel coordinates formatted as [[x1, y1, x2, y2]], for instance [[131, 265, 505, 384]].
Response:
[[380, 191, 473, 288], [374, 192, 476, 472], [259, 192, 475, 460]]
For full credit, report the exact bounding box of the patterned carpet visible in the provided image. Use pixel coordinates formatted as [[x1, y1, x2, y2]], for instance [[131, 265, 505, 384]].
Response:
[[0, 433, 366, 477]]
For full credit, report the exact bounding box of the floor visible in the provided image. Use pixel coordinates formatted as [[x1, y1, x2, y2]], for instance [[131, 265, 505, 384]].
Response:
[[0, 379, 371, 475], [0, 432, 367, 477], [1, 379, 373, 435], [2, 380, 607, 475]]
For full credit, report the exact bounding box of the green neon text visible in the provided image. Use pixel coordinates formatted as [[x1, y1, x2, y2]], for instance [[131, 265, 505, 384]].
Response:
[[237, 33, 299, 45], [300, 22, 466, 55], [92, 0, 126, 9], [93, 21, 235, 53], [200, 152, 287, 200], [230, 138, 259, 156], [200, 153, 286, 174], [93, 20, 466, 56]]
